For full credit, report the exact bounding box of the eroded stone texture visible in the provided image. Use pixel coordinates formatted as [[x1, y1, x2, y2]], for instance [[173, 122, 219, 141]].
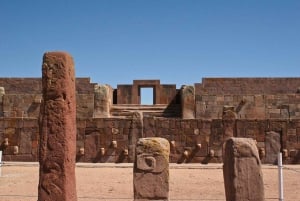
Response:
[[265, 131, 281, 164], [134, 137, 170, 201], [128, 112, 143, 162], [0, 87, 4, 117], [38, 52, 77, 201], [93, 84, 113, 117], [181, 85, 195, 119], [223, 137, 264, 201], [222, 106, 237, 139]]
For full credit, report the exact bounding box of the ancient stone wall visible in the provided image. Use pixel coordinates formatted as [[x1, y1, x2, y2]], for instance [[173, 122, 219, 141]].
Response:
[[0, 77, 300, 164], [1, 117, 300, 164], [196, 78, 300, 119]]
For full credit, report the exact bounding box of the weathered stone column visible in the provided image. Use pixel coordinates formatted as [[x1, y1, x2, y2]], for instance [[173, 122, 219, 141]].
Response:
[[0, 87, 4, 117], [223, 137, 264, 201], [93, 84, 113, 117], [181, 85, 195, 119], [222, 106, 237, 140], [128, 111, 143, 162], [134, 137, 170, 201], [38, 52, 77, 201]]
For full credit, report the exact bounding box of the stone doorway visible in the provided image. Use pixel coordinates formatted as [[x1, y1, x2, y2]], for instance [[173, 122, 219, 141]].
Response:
[[139, 87, 154, 105]]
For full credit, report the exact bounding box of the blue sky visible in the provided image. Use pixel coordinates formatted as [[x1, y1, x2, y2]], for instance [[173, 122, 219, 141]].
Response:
[[0, 0, 299, 89]]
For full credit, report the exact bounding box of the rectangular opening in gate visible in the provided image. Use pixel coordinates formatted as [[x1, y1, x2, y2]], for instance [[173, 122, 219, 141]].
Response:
[[140, 87, 154, 105]]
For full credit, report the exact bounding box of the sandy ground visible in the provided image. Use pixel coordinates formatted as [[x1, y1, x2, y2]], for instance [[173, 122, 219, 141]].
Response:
[[0, 163, 299, 201]]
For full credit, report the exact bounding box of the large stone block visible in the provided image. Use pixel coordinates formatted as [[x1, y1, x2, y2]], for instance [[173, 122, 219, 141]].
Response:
[[38, 52, 77, 201], [134, 137, 170, 201], [223, 137, 264, 201]]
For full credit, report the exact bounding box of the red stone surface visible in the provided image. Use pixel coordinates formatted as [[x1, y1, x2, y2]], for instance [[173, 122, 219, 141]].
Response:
[[38, 52, 77, 201], [223, 137, 264, 201], [1, 76, 300, 164]]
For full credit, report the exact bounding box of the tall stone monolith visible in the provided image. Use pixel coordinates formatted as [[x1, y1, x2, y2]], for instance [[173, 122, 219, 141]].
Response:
[[134, 137, 170, 201], [128, 111, 143, 162], [181, 85, 195, 119], [93, 84, 113, 117], [38, 52, 77, 201], [223, 137, 264, 201], [0, 87, 4, 117]]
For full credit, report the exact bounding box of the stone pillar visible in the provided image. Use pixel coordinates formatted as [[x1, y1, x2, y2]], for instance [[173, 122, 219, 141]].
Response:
[[93, 84, 113, 117], [134, 137, 170, 201], [38, 52, 77, 201], [181, 85, 195, 119], [128, 112, 143, 162], [223, 137, 264, 201], [0, 87, 4, 117], [222, 106, 237, 140], [265, 131, 281, 164]]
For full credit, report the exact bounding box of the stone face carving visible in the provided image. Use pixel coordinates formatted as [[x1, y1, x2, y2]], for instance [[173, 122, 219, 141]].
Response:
[[223, 137, 264, 201], [93, 84, 113, 117], [38, 52, 77, 201], [181, 85, 195, 119], [134, 137, 170, 201]]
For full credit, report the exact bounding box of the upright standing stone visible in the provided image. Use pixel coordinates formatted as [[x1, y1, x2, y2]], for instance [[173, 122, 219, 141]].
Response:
[[223, 137, 264, 201], [134, 137, 170, 201], [265, 131, 281, 164], [38, 52, 77, 201], [0, 87, 4, 117], [222, 106, 237, 139], [93, 84, 113, 117], [181, 85, 195, 119], [128, 112, 143, 162]]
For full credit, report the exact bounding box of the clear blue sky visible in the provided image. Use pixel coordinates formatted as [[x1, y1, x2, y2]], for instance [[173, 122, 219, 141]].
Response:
[[0, 0, 299, 89]]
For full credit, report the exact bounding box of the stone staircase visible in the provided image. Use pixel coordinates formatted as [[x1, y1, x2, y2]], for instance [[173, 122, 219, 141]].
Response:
[[111, 104, 181, 117]]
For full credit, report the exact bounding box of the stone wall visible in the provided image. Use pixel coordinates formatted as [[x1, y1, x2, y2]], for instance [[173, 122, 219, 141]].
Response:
[[2, 117, 300, 164], [196, 78, 300, 119], [1, 77, 300, 164]]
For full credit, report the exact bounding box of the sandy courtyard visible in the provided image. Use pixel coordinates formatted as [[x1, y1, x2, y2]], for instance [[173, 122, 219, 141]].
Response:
[[0, 163, 299, 201]]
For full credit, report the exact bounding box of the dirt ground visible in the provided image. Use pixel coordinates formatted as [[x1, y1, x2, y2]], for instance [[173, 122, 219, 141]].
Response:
[[0, 163, 299, 201]]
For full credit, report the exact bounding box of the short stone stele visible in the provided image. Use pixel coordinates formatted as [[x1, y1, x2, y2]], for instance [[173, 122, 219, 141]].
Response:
[[134, 137, 170, 201], [38, 52, 77, 201], [223, 137, 264, 201]]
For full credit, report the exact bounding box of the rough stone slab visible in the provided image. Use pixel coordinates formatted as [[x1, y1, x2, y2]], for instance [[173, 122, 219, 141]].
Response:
[[134, 137, 170, 201], [38, 52, 77, 201], [223, 137, 264, 201]]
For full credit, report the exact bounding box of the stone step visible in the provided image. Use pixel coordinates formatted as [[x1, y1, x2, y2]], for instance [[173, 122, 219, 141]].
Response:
[[111, 104, 181, 117]]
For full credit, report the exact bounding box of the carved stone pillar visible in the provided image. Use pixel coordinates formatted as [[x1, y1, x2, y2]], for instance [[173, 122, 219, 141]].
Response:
[[222, 106, 237, 140], [93, 84, 113, 117], [38, 52, 77, 201], [134, 137, 170, 201], [223, 137, 264, 201], [0, 87, 4, 117], [181, 85, 195, 119], [128, 112, 143, 162]]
